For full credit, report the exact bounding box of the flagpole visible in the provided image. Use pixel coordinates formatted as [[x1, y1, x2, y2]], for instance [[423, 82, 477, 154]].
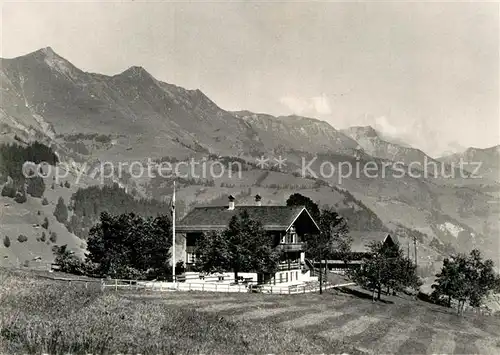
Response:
[[172, 180, 176, 283]]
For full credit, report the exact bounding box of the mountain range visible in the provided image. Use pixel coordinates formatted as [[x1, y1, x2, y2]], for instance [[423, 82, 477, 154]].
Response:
[[1, 47, 499, 273]]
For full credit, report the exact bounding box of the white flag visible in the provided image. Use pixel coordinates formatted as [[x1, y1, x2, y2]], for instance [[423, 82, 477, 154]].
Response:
[[170, 181, 176, 216]]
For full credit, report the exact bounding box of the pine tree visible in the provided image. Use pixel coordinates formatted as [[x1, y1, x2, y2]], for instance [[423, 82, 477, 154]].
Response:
[[26, 176, 45, 198], [14, 187, 27, 203], [1, 183, 16, 198], [42, 217, 49, 229], [54, 197, 68, 223], [49, 231, 57, 243]]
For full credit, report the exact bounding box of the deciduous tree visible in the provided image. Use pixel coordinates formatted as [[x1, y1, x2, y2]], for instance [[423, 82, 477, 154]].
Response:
[[432, 250, 500, 314], [350, 241, 420, 301], [194, 210, 280, 282], [86, 212, 172, 279]]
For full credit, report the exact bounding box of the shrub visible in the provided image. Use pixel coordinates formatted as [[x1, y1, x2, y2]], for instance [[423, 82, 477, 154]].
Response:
[[42, 197, 49, 205], [40, 232, 46, 242], [53, 245, 86, 275], [37, 210, 41, 215], [49, 232, 57, 243], [17, 235, 28, 243], [95, 134, 111, 143], [51, 183, 55, 189], [64, 181, 70, 188], [3, 236, 10, 248]]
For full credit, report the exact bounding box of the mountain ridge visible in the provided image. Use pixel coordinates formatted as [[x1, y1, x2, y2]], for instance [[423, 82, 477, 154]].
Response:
[[1, 46, 499, 271]]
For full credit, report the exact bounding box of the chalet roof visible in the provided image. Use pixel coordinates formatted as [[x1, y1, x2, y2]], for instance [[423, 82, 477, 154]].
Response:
[[349, 231, 399, 253], [177, 205, 318, 232]]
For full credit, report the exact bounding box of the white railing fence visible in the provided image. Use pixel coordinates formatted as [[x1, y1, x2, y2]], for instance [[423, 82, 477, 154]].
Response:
[[99, 279, 356, 295]]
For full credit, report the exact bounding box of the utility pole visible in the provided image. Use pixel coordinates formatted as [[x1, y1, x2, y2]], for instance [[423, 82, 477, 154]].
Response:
[[171, 181, 176, 283], [413, 236, 418, 268], [407, 241, 411, 285], [319, 250, 323, 295]]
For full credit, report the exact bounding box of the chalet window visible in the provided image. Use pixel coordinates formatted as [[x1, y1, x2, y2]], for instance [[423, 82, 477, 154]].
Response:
[[187, 252, 196, 264], [288, 225, 297, 243]]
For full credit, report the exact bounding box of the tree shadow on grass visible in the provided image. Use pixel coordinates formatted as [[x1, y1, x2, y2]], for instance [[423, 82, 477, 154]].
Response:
[[336, 286, 394, 304]]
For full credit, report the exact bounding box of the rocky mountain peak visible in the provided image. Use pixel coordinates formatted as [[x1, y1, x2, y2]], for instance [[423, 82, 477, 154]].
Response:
[[119, 65, 153, 79], [344, 125, 379, 139], [40, 46, 56, 56]]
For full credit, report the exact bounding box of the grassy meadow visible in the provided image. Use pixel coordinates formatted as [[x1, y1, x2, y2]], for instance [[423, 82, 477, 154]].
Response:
[[1, 268, 500, 354]]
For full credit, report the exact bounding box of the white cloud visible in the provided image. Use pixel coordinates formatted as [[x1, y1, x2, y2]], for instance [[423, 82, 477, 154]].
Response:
[[311, 94, 332, 115], [279, 96, 309, 115], [280, 93, 332, 116], [373, 116, 403, 137]]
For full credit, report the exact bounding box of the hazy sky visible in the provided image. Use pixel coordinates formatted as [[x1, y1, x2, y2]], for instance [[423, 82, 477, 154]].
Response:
[[1, 0, 498, 156]]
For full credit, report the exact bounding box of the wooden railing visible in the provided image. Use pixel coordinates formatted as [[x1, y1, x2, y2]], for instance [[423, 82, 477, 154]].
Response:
[[276, 262, 301, 271], [276, 243, 305, 252]]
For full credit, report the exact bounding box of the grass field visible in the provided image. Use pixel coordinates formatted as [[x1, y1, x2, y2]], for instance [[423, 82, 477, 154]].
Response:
[[1, 269, 500, 354]]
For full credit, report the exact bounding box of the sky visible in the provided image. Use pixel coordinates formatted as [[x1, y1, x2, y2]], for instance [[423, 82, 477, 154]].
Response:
[[1, 0, 498, 157]]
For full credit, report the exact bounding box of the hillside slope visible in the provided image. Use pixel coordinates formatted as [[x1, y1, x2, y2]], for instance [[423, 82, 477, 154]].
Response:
[[439, 146, 500, 182]]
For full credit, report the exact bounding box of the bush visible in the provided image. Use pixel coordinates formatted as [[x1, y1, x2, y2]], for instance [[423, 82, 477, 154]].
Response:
[[53, 245, 86, 275], [42, 197, 49, 205], [49, 232, 57, 243], [37, 210, 41, 215], [95, 134, 111, 143], [64, 181, 70, 188], [41, 232, 46, 242], [17, 235, 28, 243], [3, 236, 10, 248], [51, 183, 55, 190]]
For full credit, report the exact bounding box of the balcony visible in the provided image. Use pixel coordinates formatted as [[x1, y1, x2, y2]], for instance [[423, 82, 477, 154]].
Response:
[[276, 243, 305, 252], [277, 262, 301, 271]]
